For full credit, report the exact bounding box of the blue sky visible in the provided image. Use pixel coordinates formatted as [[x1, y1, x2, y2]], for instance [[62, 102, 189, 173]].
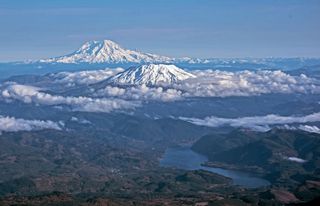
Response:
[[0, 0, 319, 61]]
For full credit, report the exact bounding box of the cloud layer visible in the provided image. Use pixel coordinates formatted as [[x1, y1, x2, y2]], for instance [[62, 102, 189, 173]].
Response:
[[49, 67, 124, 86], [89, 69, 320, 103], [0, 115, 61, 134], [180, 113, 320, 132], [1, 68, 320, 113], [95, 85, 182, 102], [1, 83, 140, 113], [97, 70, 320, 100], [179, 70, 320, 97]]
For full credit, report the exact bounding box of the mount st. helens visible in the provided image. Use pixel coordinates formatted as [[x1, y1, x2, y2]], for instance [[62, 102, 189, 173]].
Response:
[[109, 64, 196, 85]]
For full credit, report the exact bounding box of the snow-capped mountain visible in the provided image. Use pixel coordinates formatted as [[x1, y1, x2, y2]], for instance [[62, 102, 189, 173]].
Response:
[[109, 64, 196, 85], [32, 39, 320, 67], [40, 40, 174, 64]]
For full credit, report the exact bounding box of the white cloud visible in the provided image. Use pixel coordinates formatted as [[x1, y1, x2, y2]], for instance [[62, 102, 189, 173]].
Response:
[[298, 125, 320, 134], [0, 115, 61, 134], [70, 116, 91, 124], [1, 83, 140, 113], [93, 70, 320, 101], [95, 84, 182, 102], [177, 70, 320, 98], [287, 157, 307, 163], [179, 113, 320, 131], [50, 67, 124, 86], [1, 69, 320, 113], [277, 124, 320, 134]]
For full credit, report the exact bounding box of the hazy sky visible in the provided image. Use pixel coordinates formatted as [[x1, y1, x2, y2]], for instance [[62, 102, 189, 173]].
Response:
[[1, 0, 320, 61]]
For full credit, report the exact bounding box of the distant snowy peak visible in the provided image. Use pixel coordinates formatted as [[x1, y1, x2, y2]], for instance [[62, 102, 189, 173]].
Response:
[[40, 40, 173, 64], [109, 64, 196, 85]]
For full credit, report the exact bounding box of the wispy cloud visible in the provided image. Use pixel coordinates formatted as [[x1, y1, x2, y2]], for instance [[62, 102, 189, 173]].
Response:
[[179, 113, 320, 132], [286, 157, 307, 163], [0, 115, 61, 134], [298, 125, 320, 134]]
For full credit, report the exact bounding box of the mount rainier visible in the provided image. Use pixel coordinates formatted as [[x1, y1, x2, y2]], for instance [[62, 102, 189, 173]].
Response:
[[38, 39, 320, 70], [41, 40, 175, 64]]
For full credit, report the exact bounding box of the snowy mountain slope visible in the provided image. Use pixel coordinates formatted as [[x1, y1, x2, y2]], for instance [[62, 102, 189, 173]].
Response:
[[109, 64, 196, 85], [40, 40, 174, 64]]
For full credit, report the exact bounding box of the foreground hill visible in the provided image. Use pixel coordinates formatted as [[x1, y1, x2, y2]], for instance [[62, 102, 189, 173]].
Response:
[[192, 129, 320, 181]]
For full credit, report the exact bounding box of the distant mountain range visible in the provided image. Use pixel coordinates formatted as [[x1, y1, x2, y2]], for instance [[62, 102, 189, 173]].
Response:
[[38, 40, 319, 66], [38, 39, 320, 67]]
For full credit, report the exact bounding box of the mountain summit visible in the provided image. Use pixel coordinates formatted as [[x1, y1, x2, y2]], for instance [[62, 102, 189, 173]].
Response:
[[41, 40, 173, 64], [109, 64, 196, 85]]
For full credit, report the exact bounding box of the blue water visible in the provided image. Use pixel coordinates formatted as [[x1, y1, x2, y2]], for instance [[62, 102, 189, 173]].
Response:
[[160, 147, 270, 188]]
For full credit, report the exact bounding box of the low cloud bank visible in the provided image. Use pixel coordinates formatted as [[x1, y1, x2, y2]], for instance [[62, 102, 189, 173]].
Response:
[[1, 68, 320, 113], [95, 85, 182, 102], [180, 113, 320, 132], [95, 70, 320, 101], [0, 115, 61, 134], [1, 84, 140, 113], [179, 70, 320, 97], [50, 67, 124, 86]]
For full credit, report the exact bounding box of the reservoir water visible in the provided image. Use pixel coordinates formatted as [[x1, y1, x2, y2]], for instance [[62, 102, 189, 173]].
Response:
[[160, 147, 270, 188]]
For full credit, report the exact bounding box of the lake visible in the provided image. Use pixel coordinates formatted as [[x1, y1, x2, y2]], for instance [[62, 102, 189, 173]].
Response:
[[160, 147, 270, 188]]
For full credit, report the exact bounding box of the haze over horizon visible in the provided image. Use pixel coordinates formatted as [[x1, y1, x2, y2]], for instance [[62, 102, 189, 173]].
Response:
[[1, 0, 320, 62]]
